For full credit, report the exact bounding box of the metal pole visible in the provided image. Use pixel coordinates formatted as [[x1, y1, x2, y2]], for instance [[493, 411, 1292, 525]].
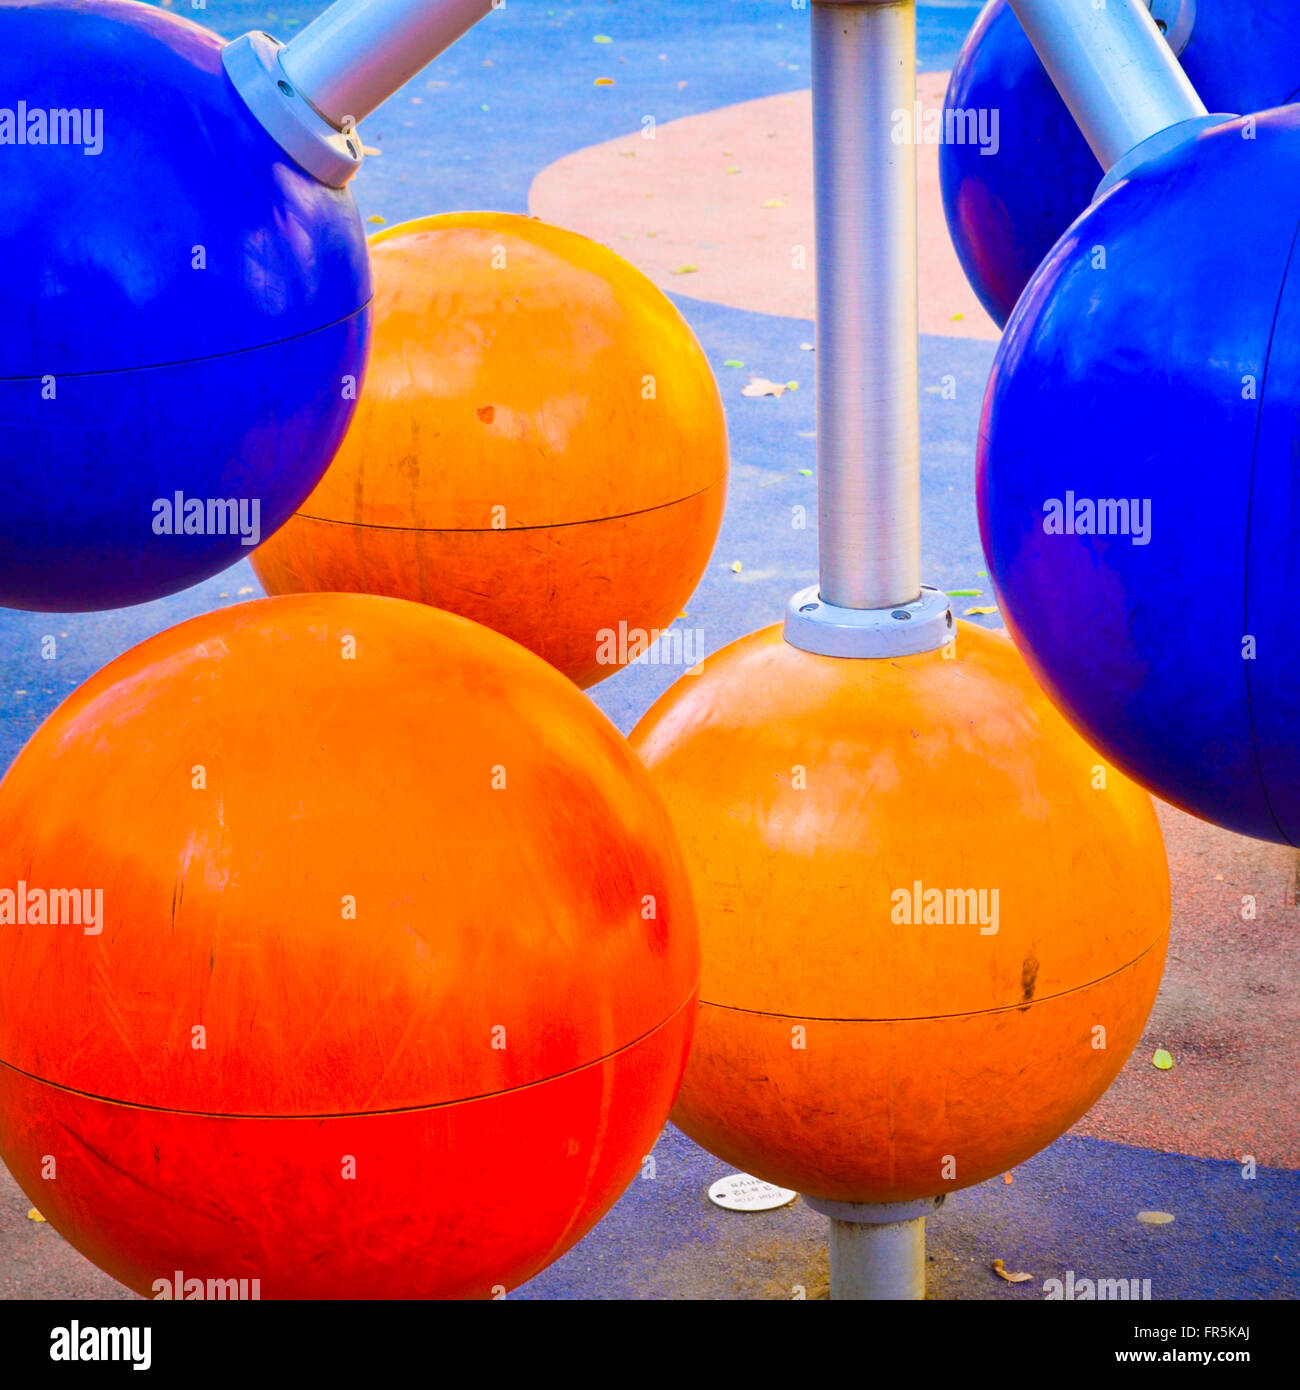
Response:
[[803, 1196, 945, 1300], [1007, 0, 1206, 172], [279, 0, 495, 129], [784, 0, 950, 655], [812, 0, 920, 612]]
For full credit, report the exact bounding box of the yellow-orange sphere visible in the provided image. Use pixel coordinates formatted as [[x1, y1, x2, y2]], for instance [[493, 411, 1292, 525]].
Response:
[[629, 622, 1169, 1203], [251, 212, 728, 688]]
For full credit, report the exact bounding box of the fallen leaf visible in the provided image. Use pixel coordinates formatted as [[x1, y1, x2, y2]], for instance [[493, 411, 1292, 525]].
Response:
[[237, 587, 254, 596], [947, 589, 982, 597], [1152, 1048, 1174, 1070], [1003, 1173, 1014, 1185], [761, 198, 785, 208], [726, 166, 741, 174], [798, 468, 812, 477], [991, 1259, 1032, 1283], [26, 1208, 45, 1223], [620, 150, 636, 157], [722, 360, 745, 368], [672, 264, 698, 275], [952, 312, 964, 321], [742, 377, 787, 398], [799, 342, 814, 351], [965, 606, 998, 616], [593, 34, 613, 43], [366, 215, 386, 224], [730, 561, 743, 573], [595, 77, 614, 86], [1138, 1211, 1176, 1226], [786, 381, 799, 390]]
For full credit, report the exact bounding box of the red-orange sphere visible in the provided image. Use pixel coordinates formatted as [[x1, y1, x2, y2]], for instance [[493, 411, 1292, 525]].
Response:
[[0, 594, 698, 1298], [251, 212, 729, 688], [630, 622, 1169, 1203]]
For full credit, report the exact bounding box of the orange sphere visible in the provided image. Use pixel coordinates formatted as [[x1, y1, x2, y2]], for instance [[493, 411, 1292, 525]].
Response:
[[0, 594, 698, 1298], [251, 212, 729, 688], [629, 621, 1169, 1203]]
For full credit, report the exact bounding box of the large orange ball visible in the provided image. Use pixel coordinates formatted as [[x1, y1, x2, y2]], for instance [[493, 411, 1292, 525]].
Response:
[[0, 594, 698, 1298], [630, 622, 1168, 1203], [251, 213, 729, 688]]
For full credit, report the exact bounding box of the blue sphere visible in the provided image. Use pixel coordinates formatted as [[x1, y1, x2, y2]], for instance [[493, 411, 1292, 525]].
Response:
[[979, 107, 1300, 845], [941, 0, 1300, 326], [0, 0, 370, 611]]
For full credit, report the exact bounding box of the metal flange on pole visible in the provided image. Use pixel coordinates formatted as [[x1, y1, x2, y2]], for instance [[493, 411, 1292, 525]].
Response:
[[223, 0, 496, 187]]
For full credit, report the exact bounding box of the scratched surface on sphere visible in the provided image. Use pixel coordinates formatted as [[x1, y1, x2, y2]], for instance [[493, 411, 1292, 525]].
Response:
[[0, 0, 1296, 1302]]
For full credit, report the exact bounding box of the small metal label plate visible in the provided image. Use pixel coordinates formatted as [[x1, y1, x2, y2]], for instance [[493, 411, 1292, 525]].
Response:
[[707, 1173, 798, 1212]]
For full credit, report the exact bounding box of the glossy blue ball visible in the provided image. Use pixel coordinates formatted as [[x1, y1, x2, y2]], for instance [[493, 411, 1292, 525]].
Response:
[[941, 0, 1300, 327], [0, 0, 371, 611], [979, 108, 1300, 845]]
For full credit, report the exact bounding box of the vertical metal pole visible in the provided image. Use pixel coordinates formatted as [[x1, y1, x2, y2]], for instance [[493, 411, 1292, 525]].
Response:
[[812, 1, 920, 612], [280, 0, 495, 127], [827, 1215, 926, 1299], [1007, 0, 1207, 171], [804, 1196, 945, 1300], [798, 11, 942, 1294]]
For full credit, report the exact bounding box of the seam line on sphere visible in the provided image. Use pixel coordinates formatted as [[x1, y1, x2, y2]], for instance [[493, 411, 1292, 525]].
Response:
[[0, 298, 374, 383], [0, 986, 699, 1120], [697, 935, 1167, 1023], [292, 479, 726, 534]]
